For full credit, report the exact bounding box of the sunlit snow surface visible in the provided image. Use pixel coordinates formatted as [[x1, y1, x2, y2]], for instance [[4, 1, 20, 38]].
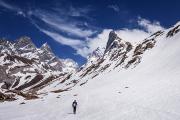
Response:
[[1, 26, 180, 120]]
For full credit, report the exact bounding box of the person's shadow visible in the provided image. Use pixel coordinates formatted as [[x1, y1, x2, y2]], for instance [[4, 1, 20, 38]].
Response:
[[67, 113, 74, 114]]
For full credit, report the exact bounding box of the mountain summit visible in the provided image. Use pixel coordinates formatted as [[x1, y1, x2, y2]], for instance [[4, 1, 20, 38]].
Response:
[[105, 31, 122, 53]]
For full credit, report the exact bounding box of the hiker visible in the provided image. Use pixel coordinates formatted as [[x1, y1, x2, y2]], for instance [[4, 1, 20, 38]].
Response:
[[72, 100, 78, 114]]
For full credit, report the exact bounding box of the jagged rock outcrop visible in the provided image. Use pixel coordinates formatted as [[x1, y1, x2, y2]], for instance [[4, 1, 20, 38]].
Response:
[[105, 31, 122, 53], [167, 24, 180, 37]]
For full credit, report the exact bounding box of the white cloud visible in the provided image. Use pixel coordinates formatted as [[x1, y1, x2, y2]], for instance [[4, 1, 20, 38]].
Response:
[[115, 29, 150, 44], [75, 47, 90, 58], [40, 15, 94, 38], [138, 17, 165, 33], [37, 28, 111, 58], [52, 5, 92, 19], [41, 29, 85, 49], [0, 0, 17, 10], [87, 30, 112, 51], [40, 29, 93, 58], [0, 0, 25, 17], [68, 5, 92, 18], [75, 29, 113, 57], [108, 5, 120, 12], [17, 11, 26, 17]]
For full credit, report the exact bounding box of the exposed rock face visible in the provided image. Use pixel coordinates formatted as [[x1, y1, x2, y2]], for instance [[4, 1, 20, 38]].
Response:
[[0, 37, 78, 101], [0, 91, 16, 101], [15, 36, 36, 50], [40, 43, 52, 53], [167, 24, 180, 37], [105, 31, 122, 53]]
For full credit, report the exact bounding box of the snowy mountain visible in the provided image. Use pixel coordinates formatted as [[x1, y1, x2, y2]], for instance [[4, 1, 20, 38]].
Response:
[[61, 58, 79, 73], [0, 22, 180, 120], [0, 37, 78, 100]]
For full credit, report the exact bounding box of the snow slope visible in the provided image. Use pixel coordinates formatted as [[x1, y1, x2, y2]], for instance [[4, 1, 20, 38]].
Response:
[[0, 23, 180, 120]]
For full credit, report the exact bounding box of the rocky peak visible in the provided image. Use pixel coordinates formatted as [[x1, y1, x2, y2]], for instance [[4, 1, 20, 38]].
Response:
[[40, 42, 52, 53], [0, 39, 14, 54], [15, 36, 35, 49], [0, 38, 12, 46], [38, 43, 55, 62], [105, 31, 122, 53], [0, 39, 11, 51]]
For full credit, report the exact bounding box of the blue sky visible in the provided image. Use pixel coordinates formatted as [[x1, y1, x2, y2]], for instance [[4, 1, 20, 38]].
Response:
[[0, 0, 179, 65]]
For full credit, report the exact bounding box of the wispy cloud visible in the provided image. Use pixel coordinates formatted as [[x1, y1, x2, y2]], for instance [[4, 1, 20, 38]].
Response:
[[54, 5, 92, 18], [41, 29, 85, 48], [0, 0, 17, 11], [108, 5, 120, 12], [0, 0, 25, 17], [29, 9, 95, 38]]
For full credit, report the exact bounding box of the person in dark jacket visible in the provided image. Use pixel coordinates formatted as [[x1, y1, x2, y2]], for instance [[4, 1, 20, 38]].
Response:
[[72, 100, 78, 114]]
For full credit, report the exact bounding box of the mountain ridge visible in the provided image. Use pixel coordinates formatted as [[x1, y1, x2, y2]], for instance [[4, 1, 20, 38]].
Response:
[[0, 21, 180, 102]]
